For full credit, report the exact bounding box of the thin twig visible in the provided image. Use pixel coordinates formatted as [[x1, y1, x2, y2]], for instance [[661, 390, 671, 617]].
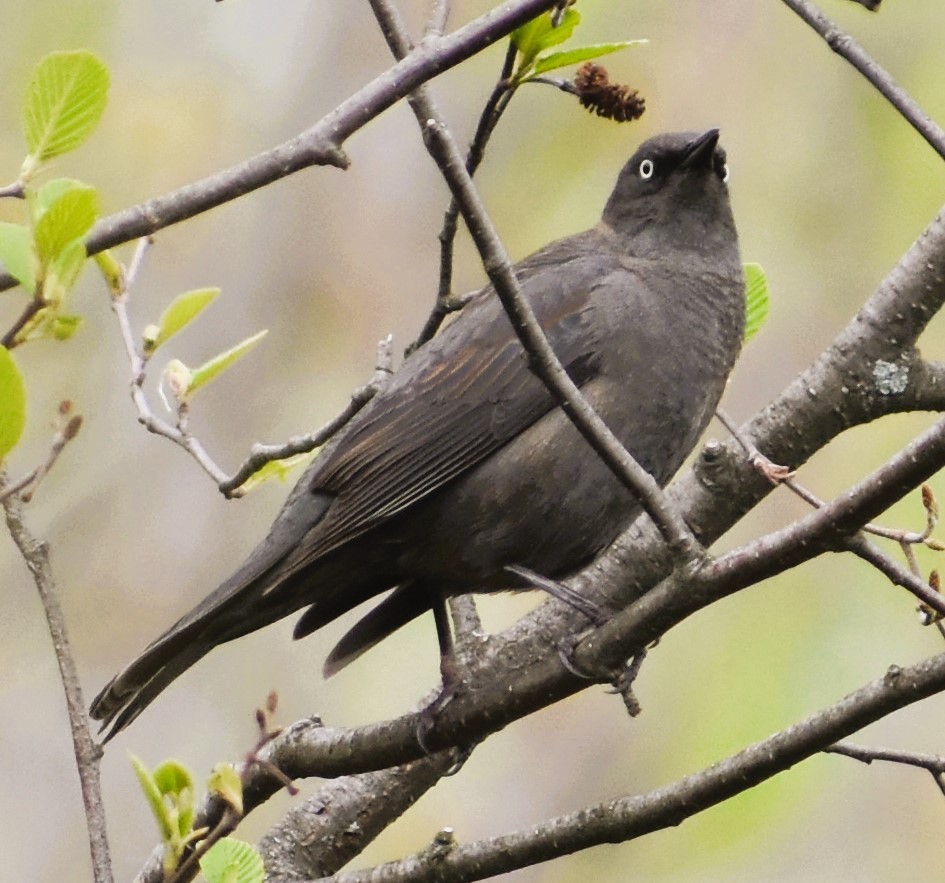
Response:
[[0, 404, 83, 504], [425, 0, 450, 36], [111, 239, 397, 498], [409, 39, 520, 353], [718, 406, 945, 555], [780, 0, 945, 159], [219, 335, 394, 496], [826, 740, 945, 798], [2, 478, 114, 883], [1, 293, 46, 349], [0, 179, 26, 199], [110, 239, 232, 486]]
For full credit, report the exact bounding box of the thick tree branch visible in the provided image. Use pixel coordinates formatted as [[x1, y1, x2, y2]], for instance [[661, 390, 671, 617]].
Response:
[[320, 653, 945, 882], [258, 752, 459, 878], [136, 235, 945, 883]]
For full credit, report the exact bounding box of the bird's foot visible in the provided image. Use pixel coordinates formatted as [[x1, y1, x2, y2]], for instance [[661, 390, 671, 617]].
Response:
[[558, 630, 650, 719], [416, 653, 464, 755]]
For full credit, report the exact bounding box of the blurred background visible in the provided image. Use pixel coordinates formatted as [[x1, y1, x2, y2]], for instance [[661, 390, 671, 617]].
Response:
[[3, 1, 945, 880]]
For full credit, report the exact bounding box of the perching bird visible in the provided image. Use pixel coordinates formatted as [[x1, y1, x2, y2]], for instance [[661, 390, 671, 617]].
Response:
[[91, 129, 745, 740]]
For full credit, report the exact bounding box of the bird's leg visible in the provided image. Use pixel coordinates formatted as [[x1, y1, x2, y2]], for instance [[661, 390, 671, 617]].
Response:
[[417, 592, 464, 752], [504, 563, 609, 625], [506, 563, 647, 703]]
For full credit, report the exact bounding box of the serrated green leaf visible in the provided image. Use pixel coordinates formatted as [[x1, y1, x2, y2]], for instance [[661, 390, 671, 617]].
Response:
[[34, 183, 97, 264], [187, 330, 267, 396], [153, 759, 195, 838], [22, 51, 109, 172], [200, 838, 265, 883], [743, 262, 770, 342], [0, 223, 36, 292], [150, 287, 220, 352], [512, 8, 581, 74], [153, 759, 194, 798], [531, 40, 646, 76], [49, 238, 87, 294], [0, 346, 27, 461], [31, 177, 84, 223]]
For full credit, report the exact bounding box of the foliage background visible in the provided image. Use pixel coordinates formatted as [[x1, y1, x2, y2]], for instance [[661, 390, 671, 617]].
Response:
[[3, 1, 945, 880]]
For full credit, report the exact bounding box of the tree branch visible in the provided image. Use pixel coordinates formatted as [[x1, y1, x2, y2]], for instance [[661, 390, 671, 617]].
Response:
[[0, 0, 564, 293], [2, 484, 113, 883], [320, 653, 945, 882], [780, 0, 945, 160]]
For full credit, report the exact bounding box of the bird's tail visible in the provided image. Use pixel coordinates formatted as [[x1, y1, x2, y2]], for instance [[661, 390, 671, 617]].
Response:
[[89, 558, 299, 741], [89, 626, 213, 741]]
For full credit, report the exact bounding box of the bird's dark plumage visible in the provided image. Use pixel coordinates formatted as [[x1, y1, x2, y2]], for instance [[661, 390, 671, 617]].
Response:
[[91, 130, 746, 739]]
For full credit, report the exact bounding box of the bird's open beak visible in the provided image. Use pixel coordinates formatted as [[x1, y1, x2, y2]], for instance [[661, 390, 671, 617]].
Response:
[[680, 128, 720, 169]]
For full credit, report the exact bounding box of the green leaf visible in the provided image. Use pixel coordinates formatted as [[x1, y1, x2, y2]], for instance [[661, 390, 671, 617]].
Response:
[[0, 346, 27, 461], [531, 40, 646, 76], [149, 287, 220, 352], [46, 238, 88, 301], [33, 183, 98, 264], [47, 314, 83, 341], [22, 51, 109, 174], [187, 330, 267, 397], [0, 223, 36, 291], [512, 8, 581, 73], [94, 248, 124, 295], [130, 754, 176, 843], [154, 759, 196, 839], [200, 838, 265, 883], [239, 452, 312, 493], [743, 262, 770, 342], [31, 177, 84, 222], [207, 763, 243, 815]]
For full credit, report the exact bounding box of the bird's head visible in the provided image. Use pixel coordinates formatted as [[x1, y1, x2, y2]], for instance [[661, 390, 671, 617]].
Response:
[[601, 129, 739, 266]]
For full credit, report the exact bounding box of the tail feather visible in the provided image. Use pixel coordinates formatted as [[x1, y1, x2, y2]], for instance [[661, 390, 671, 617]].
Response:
[[90, 638, 209, 740], [322, 581, 431, 677], [90, 491, 337, 740]]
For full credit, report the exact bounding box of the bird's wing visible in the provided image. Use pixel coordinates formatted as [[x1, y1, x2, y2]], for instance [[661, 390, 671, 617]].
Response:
[[293, 258, 607, 566]]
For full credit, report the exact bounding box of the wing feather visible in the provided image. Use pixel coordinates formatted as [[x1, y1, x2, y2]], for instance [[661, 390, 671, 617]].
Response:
[[296, 259, 608, 564]]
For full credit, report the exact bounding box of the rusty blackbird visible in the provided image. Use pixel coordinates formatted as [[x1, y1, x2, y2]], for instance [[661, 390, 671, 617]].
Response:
[[91, 129, 745, 739]]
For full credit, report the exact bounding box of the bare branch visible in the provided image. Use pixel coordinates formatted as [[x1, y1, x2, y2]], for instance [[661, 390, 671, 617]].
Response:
[[826, 740, 945, 798], [780, 0, 945, 159], [2, 482, 113, 883], [0, 403, 83, 504], [219, 335, 394, 496]]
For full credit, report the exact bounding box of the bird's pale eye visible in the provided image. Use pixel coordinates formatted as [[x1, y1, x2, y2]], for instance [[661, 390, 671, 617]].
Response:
[[722, 163, 730, 183], [638, 158, 655, 180]]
